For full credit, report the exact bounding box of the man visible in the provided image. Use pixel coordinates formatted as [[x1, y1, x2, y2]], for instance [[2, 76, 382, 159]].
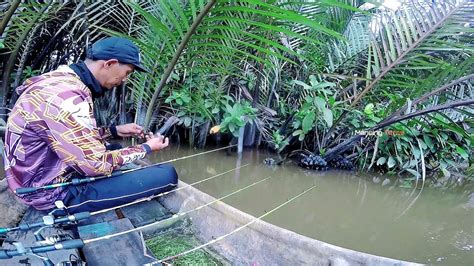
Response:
[[3, 37, 178, 213]]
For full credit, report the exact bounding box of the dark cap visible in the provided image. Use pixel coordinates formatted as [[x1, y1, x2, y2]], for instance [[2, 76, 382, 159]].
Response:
[[87, 37, 148, 72]]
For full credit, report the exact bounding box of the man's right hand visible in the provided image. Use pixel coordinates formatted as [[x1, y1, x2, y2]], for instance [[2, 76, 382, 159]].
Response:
[[145, 132, 169, 151]]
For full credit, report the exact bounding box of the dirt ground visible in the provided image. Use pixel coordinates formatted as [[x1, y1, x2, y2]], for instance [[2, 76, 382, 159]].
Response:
[[0, 178, 27, 228]]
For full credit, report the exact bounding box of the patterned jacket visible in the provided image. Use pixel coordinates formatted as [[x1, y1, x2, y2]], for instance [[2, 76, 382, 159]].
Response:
[[4, 66, 148, 210]]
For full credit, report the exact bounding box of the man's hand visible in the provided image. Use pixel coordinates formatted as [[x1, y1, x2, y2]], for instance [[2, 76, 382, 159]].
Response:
[[116, 123, 144, 138], [145, 132, 169, 151]]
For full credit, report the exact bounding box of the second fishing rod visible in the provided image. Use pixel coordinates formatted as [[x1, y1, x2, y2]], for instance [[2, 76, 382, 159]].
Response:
[[15, 144, 237, 195], [1, 163, 249, 235]]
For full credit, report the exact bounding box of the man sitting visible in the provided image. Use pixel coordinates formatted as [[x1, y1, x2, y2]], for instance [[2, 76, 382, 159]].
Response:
[[4, 37, 178, 213]]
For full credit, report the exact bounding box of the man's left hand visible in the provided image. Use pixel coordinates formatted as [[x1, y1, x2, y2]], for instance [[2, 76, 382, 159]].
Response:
[[116, 123, 144, 138]]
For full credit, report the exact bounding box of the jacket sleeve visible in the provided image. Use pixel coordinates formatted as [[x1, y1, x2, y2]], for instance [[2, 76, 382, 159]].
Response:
[[36, 89, 149, 177]]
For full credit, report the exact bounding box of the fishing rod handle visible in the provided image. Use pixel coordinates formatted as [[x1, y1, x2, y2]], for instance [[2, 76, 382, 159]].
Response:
[[54, 212, 91, 223], [13, 212, 91, 232], [72, 177, 94, 185], [0, 239, 84, 259], [15, 187, 40, 195], [74, 170, 124, 183], [0, 250, 9, 259]]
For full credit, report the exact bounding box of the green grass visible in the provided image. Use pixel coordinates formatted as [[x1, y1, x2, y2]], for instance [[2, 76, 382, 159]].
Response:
[[146, 231, 223, 265]]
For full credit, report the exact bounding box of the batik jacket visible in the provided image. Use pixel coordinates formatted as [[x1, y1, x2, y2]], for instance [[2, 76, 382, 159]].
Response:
[[4, 66, 149, 210]]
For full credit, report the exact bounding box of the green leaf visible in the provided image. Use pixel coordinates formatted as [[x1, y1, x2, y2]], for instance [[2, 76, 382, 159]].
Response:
[[182, 95, 191, 103], [395, 139, 402, 150], [388, 156, 396, 168], [302, 112, 315, 133], [214, 4, 342, 39], [314, 97, 326, 110], [184, 117, 192, 127], [323, 108, 333, 127], [229, 123, 236, 133], [294, 80, 312, 90], [456, 146, 469, 161], [309, 75, 318, 87], [328, 96, 335, 107], [313, 82, 336, 90], [376, 157, 386, 165], [292, 129, 303, 136], [319, 0, 368, 14], [299, 134, 305, 141], [423, 134, 434, 150], [418, 139, 427, 150], [364, 103, 374, 115], [236, 119, 245, 127], [412, 146, 421, 159]]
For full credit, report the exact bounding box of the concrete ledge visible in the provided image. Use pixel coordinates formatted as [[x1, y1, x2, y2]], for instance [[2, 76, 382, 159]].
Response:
[[159, 181, 420, 265], [0, 179, 27, 228]]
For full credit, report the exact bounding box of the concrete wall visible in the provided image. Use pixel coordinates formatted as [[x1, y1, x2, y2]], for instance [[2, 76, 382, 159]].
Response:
[[0, 179, 27, 228]]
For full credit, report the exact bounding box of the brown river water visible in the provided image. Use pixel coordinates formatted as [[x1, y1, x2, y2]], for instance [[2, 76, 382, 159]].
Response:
[[147, 145, 473, 265]]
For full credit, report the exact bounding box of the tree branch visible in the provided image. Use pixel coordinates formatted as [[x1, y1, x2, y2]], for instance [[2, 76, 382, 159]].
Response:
[[324, 98, 474, 161]]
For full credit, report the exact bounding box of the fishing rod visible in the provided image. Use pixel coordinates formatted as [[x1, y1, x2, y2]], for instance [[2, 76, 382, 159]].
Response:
[[153, 184, 317, 264], [15, 144, 237, 195], [0, 211, 91, 235], [1, 174, 273, 264], [0, 165, 257, 265], [1, 163, 249, 235], [0, 239, 84, 261], [70, 163, 249, 212], [83, 175, 274, 244]]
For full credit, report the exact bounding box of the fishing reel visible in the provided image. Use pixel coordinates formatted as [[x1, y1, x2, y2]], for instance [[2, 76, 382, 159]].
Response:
[[0, 201, 91, 235], [0, 201, 91, 266], [0, 239, 85, 265], [58, 254, 85, 266], [0, 240, 54, 266]]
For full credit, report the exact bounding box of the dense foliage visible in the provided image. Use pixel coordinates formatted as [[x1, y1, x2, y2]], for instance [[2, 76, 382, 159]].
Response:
[[1, 0, 473, 186]]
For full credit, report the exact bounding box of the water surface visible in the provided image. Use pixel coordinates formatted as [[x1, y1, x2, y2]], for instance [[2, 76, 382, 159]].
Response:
[[147, 145, 473, 265]]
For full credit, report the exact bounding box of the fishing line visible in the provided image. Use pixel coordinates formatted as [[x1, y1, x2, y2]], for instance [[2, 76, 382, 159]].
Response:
[[81, 163, 250, 214], [132, 144, 237, 172], [83, 175, 274, 244], [153, 184, 317, 264], [15, 144, 237, 195]]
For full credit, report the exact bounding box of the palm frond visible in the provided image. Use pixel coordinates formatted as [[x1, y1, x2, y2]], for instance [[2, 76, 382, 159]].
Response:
[[0, 1, 56, 107], [354, 0, 474, 107], [114, 0, 348, 128]]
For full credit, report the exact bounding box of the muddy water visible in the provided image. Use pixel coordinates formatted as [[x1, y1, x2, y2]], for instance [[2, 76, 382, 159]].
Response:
[[148, 145, 473, 265]]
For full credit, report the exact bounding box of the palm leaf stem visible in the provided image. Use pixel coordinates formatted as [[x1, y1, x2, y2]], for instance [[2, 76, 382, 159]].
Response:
[[324, 98, 474, 162], [0, 0, 20, 37], [143, 0, 217, 129], [0, 3, 51, 111], [322, 1, 465, 148]]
